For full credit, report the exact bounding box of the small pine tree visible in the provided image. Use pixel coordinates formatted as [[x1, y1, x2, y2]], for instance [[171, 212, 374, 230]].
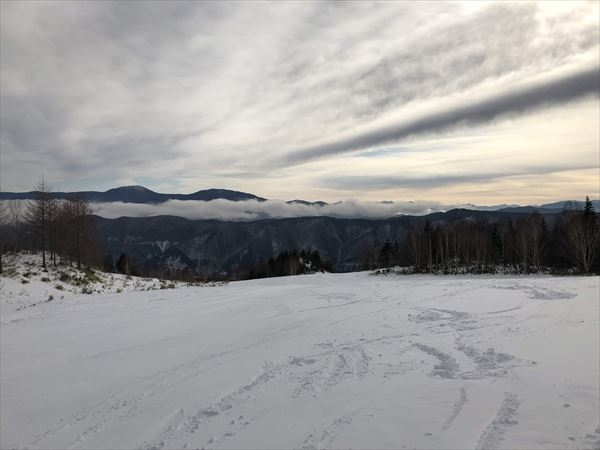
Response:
[[583, 196, 596, 218]]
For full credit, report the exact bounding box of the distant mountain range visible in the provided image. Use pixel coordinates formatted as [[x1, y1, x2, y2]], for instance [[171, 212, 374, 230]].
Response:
[[1, 185, 597, 215], [2, 184, 597, 276], [0, 185, 265, 203], [93, 206, 595, 277]]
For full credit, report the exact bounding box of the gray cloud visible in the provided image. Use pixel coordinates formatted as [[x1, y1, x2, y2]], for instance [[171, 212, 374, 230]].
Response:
[[0, 1, 598, 197], [284, 67, 600, 165], [322, 163, 599, 191], [0, 197, 490, 222], [88, 198, 480, 221]]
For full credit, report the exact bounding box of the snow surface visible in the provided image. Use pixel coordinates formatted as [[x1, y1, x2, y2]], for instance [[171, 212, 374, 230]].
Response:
[[1, 266, 599, 449]]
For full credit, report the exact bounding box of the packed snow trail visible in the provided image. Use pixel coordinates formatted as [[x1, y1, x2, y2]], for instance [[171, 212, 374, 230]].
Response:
[[1, 272, 599, 449]]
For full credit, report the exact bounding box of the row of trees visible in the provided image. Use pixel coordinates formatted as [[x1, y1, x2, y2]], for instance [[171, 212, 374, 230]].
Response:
[[265, 249, 332, 277], [0, 177, 99, 273], [371, 198, 599, 274], [230, 249, 332, 280]]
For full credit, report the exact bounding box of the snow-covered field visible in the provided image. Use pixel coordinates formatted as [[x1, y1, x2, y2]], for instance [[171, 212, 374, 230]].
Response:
[[1, 265, 599, 449]]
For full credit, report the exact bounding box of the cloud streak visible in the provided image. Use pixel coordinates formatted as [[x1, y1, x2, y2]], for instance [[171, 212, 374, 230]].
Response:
[[284, 67, 600, 165], [322, 163, 599, 191]]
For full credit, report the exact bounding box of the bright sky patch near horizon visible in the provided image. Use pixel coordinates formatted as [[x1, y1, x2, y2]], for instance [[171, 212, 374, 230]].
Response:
[[1, 1, 598, 204]]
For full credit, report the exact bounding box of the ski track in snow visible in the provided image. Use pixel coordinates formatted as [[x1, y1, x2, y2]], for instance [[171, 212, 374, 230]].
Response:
[[1, 273, 598, 449]]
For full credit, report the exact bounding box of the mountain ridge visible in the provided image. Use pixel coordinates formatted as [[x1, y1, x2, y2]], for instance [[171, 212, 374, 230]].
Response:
[[0, 185, 266, 203], [93, 207, 590, 277], [1, 185, 598, 216]]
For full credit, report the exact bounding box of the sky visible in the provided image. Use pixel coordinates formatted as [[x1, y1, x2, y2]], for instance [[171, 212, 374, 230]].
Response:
[[1, 1, 599, 205]]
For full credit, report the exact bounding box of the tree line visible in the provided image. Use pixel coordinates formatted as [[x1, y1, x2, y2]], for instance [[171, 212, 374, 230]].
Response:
[[2, 182, 598, 278], [0, 177, 99, 273], [230, 249, 332, 280], [369, 197, 599, 274]]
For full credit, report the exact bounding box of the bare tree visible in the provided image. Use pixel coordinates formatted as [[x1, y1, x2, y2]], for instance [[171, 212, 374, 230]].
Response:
[[514, 215, 545, 273], [47, 197, 61, 266], [424, 221, 433, 271], [72, 197, 93, 269], [528, 213, 545, 271], [25, 177, 53, 270], [360, 242, 379, 271], [8, 200, 23, 252], [406, 228, 422, 271], [56, 196, 95, 269], [0, 200, 8, 273], [560, 208, 599, 274]]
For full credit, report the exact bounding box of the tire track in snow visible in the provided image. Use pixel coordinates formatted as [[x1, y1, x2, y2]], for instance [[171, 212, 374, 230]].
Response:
[[139, 408, 185, 450], [149, 362, 281, 448], [409, 305, 528, 381], [16, 352, 221, 449], [30, 331, 296, 449], [442, 387, 468, 431], [299, 298, 364, 312], [293, 345, 370, 398], [484, 306, 522, 315], [581, 424, 600, 450], [492, 283, 577, 301], [147, 341, 372, 447], [186, 362, 280, 433], [475, 392, 520, 450], [68, 368, 186, 449], [15, 382, 152, 449], [413, 343, 460, 379], [457, 344, 518, 380], [301, 410, 359, 449]]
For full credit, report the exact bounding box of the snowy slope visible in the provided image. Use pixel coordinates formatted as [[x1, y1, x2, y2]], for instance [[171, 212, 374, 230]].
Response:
[[0, 254, 217, 316], [1, 270, 599, 449]]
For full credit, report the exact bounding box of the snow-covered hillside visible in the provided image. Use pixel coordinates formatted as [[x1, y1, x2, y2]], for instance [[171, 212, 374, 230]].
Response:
[[0, 254, 218, 315], [1, 267, 599, 449]]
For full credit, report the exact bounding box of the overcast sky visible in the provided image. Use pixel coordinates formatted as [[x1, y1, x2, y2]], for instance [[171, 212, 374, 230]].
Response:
[[1, 1, 598, 204]]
